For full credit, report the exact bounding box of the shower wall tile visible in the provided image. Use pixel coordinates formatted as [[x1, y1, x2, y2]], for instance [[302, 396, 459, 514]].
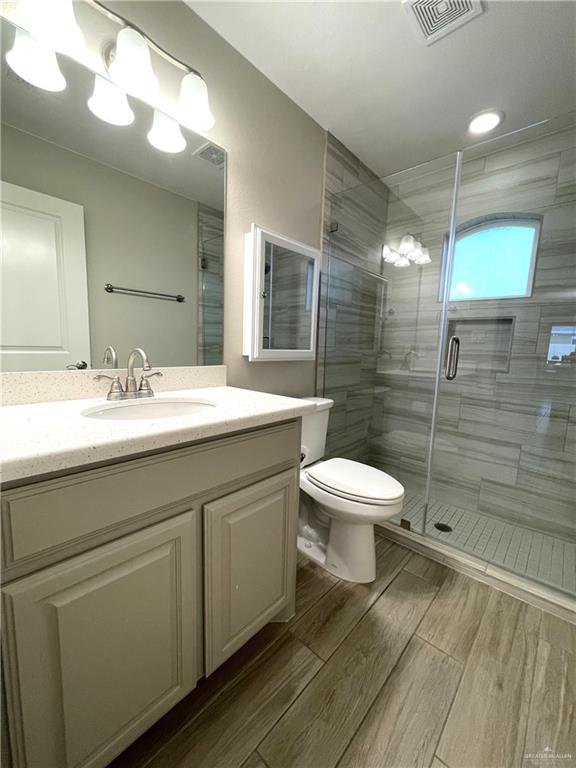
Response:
[[318, 126, 575, 543], [319, 134, 389, 460], [378, 126, 576, 539], [197, 204, 224, 366], [478, 480, 575, 541]]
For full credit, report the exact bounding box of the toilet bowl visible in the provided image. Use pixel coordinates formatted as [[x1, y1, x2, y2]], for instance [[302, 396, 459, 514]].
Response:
[[298, 398, 405, 583]]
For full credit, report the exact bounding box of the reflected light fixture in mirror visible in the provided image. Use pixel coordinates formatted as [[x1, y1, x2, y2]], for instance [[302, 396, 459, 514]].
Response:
[[147, 109, 187, 153], [382, 245, 400, 264], [398, 234, 416, 254], [88, 74, 134, 126], [108, 27, 159, 102], [178, 71, 215, 131], [14, 0, 85, 58], [6, 28, 66, 92]]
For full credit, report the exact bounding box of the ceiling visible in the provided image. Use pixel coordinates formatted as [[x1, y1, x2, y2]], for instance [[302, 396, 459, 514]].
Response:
[[188, 1, 576, 177]]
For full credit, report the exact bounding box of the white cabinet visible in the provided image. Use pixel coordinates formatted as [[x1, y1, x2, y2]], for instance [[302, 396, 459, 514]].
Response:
[[2, 512, 199, 768], [204, 470, 298, 674]]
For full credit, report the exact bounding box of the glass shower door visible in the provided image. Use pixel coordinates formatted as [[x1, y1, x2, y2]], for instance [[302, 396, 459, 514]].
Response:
[[427, 120, 576, 596]]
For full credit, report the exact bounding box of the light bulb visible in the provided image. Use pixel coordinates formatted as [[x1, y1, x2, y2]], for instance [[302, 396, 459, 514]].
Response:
[[178, 71, 215, 131], [382, 245, 400, 264], [414, 248, 432, 265], [14, 0, 85, 58], [468, 110, 504, 135], [88, 74, 134, 126], [6, 27, 66, 92], [147, 110, 186, 153], [399, 235, 415, 255], [393, 255, 411, 268], [109, 27, 159, 102], [409, 242, 423, 261]]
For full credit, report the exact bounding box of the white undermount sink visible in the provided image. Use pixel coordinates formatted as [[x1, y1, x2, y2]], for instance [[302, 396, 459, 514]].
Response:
[[82, 397, 217, 421]]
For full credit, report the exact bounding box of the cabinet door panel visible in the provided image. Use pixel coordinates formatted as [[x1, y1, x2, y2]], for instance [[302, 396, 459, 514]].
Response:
[[204, 470, 297, 674], [2, 512, 198, 768]]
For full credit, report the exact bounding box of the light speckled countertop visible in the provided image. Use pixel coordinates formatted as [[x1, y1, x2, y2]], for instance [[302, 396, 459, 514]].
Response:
[[0, 386, 316, 485]]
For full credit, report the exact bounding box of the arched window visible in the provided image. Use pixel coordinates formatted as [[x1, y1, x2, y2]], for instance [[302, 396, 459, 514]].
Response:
[[447, 213, 541, 301]]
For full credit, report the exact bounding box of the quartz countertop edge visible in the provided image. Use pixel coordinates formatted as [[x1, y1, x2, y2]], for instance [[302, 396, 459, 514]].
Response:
[[0, 386, 316, 486]]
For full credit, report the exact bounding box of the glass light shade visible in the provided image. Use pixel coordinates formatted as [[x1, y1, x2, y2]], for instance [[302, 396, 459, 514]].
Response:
[[408, 244, 423, 261], [109, 27, 159, 102], [383, 246, 400, 264], [88, 75, 134, 126], [178, 71, 215, 131], [147, 109, 186, 153], [399, 235, 415, 255], [414, 247, 432, 265], [6, 28, 66, 92], [15, 0, 85, 58], [393, 255, 411, 268], [468, 110, 504, 135]]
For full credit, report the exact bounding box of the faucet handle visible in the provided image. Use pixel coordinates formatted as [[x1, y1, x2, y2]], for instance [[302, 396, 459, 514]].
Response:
[[94, 374, 125, 401], [138, 370, 163, 397]]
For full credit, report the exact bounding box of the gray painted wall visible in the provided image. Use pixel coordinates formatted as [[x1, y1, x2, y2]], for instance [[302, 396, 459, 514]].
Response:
[[2, 125, 199, 369]]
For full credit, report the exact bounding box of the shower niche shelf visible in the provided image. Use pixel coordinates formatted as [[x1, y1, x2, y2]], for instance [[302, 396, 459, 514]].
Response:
[[446, 316, 514, 374]]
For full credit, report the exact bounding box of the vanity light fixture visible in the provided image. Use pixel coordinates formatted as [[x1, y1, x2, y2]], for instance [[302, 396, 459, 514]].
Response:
[[13, 0, 85, 59], [382, 245, 400, 264], [147, 109, 187, 153], [88, 74, 135, 126], [178, 71, 215, 131], [383, 237, 431, 268], [468, 109, 504, 135], [393, 255, 412, 268], [414, 247, 432, 265], [6, 28, 66, 92], [108, 27, 159, 102], [398, 234, 416, 255]]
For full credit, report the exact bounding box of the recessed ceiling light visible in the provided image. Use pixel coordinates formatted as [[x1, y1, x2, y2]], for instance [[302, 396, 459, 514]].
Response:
[[468, 110, 504, 135]]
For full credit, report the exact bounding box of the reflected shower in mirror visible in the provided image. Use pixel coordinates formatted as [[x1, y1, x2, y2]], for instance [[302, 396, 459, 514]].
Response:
[[0, 18, 225, 372]]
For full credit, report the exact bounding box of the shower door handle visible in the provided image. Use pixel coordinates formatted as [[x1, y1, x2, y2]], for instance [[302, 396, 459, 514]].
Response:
[[445, 336, 460, 380]]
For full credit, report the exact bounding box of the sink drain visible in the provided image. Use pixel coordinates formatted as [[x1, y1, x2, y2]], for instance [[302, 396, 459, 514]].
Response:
[[434, 522, 453, 533]]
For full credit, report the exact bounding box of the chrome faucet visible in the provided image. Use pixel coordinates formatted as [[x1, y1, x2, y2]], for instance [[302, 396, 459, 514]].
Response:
[[95, 347, 162, 400], [125, 347, 151, 396], [102, 345, 118, 368]]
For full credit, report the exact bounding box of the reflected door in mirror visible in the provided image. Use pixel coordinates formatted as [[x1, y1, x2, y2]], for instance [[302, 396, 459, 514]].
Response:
[[1, 182, 90, 371]]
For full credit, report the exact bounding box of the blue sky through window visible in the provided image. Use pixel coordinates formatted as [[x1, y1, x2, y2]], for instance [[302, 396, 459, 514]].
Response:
[[449, 223, 538, 301]]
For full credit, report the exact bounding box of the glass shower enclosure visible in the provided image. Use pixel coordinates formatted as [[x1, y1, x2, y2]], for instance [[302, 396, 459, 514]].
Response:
[[320, 117, 576, 598]]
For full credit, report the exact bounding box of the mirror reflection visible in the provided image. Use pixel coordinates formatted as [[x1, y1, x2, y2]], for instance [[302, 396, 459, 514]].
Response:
[[0, 19, 225, 372], [262, 242, 315, 351]]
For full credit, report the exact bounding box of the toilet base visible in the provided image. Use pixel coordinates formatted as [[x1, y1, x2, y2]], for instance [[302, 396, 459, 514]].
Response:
[[297, 521, 376, 583]]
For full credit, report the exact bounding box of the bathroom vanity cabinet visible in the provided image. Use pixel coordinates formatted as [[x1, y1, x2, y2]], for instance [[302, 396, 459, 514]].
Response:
[[1, 420, 300, 768]]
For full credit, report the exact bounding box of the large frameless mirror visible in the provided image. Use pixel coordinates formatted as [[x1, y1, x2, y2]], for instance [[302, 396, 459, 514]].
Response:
[[0, 16, 225, 372]]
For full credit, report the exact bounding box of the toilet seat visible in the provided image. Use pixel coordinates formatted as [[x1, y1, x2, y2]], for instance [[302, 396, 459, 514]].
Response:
[[305, 458, 404, 505]]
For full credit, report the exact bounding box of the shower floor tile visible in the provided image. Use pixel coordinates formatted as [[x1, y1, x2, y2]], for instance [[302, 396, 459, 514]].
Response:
[[399, 494, 576, 595]]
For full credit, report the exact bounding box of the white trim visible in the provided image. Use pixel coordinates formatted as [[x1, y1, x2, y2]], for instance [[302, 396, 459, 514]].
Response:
[[378, 522, 576, 624], [243, 224, 321, 362]]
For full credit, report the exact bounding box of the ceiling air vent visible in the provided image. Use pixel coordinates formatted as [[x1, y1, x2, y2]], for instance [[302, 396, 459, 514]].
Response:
[[193, 142, 226, 169], [403, 0, 483, 45]]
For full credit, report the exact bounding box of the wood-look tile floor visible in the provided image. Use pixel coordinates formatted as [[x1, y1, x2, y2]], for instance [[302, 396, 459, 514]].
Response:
[[111, 536, 576, 768], [401, 494, 576, 596]]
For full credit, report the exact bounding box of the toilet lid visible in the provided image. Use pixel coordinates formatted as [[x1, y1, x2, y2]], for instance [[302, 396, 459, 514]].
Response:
[[306, 458, 404, 505]]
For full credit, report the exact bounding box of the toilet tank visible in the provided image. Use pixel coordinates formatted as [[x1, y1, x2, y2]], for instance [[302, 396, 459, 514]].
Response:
[[300, 397, 334, 467]]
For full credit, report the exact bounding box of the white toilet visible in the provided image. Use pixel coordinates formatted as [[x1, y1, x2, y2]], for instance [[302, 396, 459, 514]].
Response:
[[299, 397, 405, 583]]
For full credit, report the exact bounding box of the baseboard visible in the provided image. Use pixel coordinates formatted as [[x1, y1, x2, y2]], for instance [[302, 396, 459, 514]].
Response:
[[377, 522, 576, 625]]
